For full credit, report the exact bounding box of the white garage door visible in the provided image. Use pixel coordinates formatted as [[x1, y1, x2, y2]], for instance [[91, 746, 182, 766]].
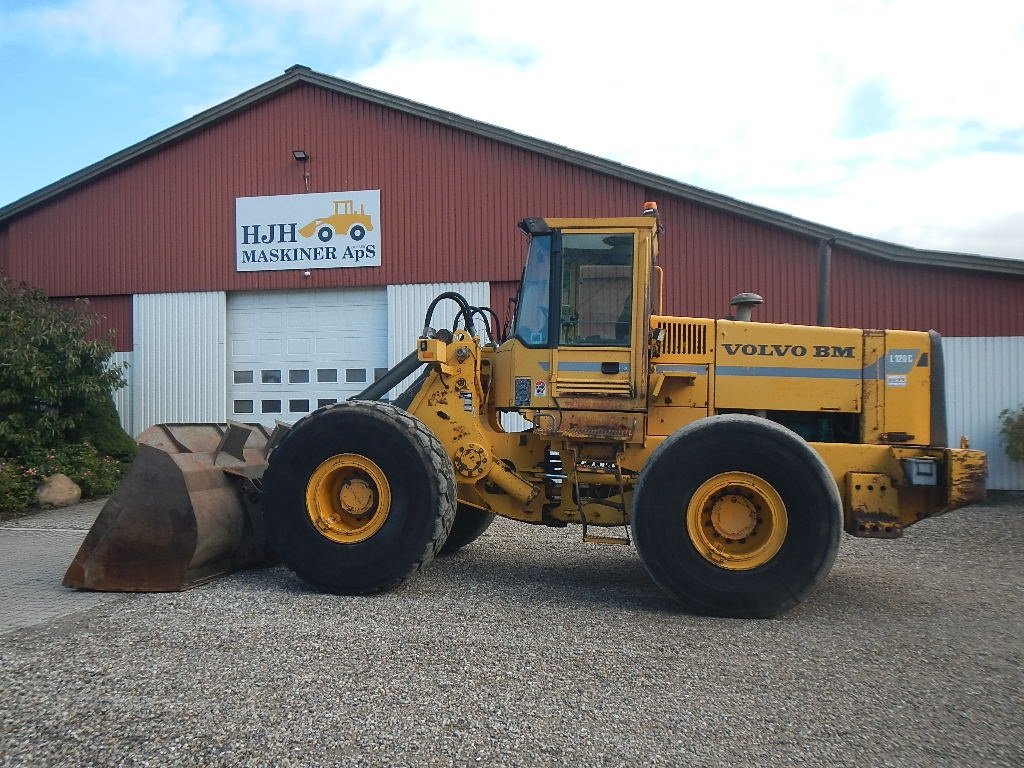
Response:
[[227, 289, 388, 426]]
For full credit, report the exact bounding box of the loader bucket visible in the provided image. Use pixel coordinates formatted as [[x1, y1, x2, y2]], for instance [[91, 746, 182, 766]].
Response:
[[63, 422, 282, 592]]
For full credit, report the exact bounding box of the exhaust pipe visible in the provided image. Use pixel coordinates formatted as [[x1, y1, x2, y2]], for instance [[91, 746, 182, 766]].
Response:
[[730, 292, 764, 321]]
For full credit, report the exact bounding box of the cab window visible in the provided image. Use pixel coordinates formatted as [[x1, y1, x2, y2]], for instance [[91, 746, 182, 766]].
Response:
[[558, 233, 633, 346], [513, 235, 552, 346]]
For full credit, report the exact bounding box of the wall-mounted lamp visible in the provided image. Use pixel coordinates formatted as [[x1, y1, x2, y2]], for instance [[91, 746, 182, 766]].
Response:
[[292, 149, 310, 191]]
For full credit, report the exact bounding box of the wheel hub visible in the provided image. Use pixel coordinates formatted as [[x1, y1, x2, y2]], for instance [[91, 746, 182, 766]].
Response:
[[338, 478, 375, 517], [306, 454, 391, 543], [710, 494, 758, 540], [686, 471, 788, 570]]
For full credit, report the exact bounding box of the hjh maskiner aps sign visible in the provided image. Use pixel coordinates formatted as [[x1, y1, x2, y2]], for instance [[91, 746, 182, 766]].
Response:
[[235, 190, 380, 272]]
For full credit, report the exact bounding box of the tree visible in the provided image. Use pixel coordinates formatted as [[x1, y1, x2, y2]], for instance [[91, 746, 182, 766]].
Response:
[[1000, 405, 1024, 463], [0, 275, 130, 460]]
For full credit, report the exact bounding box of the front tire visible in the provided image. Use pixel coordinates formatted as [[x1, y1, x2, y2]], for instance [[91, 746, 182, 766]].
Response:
[[632, 414, 841, 618], [262, 401, 456, 594], [438, 503, 495, 555]]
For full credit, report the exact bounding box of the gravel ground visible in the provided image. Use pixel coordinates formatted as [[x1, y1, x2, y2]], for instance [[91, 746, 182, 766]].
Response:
[[1, 496, 1021, 767]]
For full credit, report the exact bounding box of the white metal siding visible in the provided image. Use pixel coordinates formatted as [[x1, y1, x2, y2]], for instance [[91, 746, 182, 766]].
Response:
[[386, 282, 491, 398], [131, 292, 226, 436], [945, 336, 1024, 491], [108, 351, 132, 435]]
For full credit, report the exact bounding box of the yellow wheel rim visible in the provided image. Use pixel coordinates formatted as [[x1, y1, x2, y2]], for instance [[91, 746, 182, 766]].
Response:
[[305, 454, 391, 544], [685, 471, 787, 570]]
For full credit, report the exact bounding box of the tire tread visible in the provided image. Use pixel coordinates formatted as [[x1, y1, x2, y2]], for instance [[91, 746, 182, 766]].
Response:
[[264, 399, 456, 594]]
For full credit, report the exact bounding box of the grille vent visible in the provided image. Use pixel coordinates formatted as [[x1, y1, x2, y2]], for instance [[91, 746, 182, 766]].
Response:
[[656, 320, 708, 355], [555, 378, 633, 397]]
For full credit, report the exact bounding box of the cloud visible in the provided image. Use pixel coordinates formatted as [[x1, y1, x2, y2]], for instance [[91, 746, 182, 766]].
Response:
[[760, 149, 1024, 255], [340, 0, 1024, 258], [3, 0, 1021, 258], [3, 0, 226, 64]]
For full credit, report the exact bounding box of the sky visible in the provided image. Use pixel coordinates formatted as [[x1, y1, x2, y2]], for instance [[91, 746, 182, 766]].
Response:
[[1, 0, 1022, 260]]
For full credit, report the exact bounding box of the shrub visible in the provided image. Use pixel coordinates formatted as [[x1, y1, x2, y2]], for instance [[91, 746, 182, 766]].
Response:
[[0, 275, 128, 459], [75, 392, 137, 464], [21, 442, 126, 498], [0, 442, 129, 515], [0, 460, 36, 517], [1000, 405, 1024, 463], [0, 275, 134, 513]]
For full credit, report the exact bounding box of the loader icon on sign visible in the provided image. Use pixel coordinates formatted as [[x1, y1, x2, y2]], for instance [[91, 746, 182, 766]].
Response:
[[298, 200, 374, 242]]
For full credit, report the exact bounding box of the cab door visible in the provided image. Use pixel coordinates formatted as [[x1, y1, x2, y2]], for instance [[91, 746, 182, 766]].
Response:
[[550, 229, 647, 410], [492, 223, 651, 420]]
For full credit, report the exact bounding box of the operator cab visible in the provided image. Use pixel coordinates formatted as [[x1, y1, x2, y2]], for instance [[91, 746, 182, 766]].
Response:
[[494, 209, 659, 418]]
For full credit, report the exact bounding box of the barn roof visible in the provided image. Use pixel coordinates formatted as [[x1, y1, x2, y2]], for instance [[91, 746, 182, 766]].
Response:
[[2, 64, 1021, 276]]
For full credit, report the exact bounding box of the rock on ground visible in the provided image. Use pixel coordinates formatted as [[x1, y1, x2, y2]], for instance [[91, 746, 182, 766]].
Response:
[[34, 474, 81, 509]]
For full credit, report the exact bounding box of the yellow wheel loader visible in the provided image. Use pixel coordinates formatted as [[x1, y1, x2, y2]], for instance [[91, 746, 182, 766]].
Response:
[[297, 199, 373, 242], [65, 204, 986, 617]]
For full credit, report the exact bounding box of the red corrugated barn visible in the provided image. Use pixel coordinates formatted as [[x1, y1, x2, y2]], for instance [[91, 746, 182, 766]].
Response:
[[1, 65, 1022, 487]]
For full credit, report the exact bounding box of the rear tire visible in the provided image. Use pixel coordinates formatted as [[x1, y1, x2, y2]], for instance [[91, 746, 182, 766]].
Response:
[[438, 503, 495, 555], [262, 401, 455, 594], [632, 414, 841, 618]]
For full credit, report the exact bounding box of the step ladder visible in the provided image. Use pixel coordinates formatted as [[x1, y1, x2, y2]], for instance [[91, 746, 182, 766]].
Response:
[[564, 446, 632, 546]]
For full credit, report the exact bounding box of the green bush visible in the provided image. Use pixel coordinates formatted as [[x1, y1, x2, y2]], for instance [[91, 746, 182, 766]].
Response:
[[21, 442, 126, 498], [1000, 405, 1024, 463], [0, 443, 128, 517], [76, 393, 137, 464], [0, 275, 128, 458], [0, 275, 135, 513], [0, 460, 36, 517]]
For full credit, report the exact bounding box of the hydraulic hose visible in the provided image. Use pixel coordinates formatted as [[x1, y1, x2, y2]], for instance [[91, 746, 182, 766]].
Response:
[[422, 292, 476, 338], [454, 306, 502, 343], [355, 289, 480, 404]]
